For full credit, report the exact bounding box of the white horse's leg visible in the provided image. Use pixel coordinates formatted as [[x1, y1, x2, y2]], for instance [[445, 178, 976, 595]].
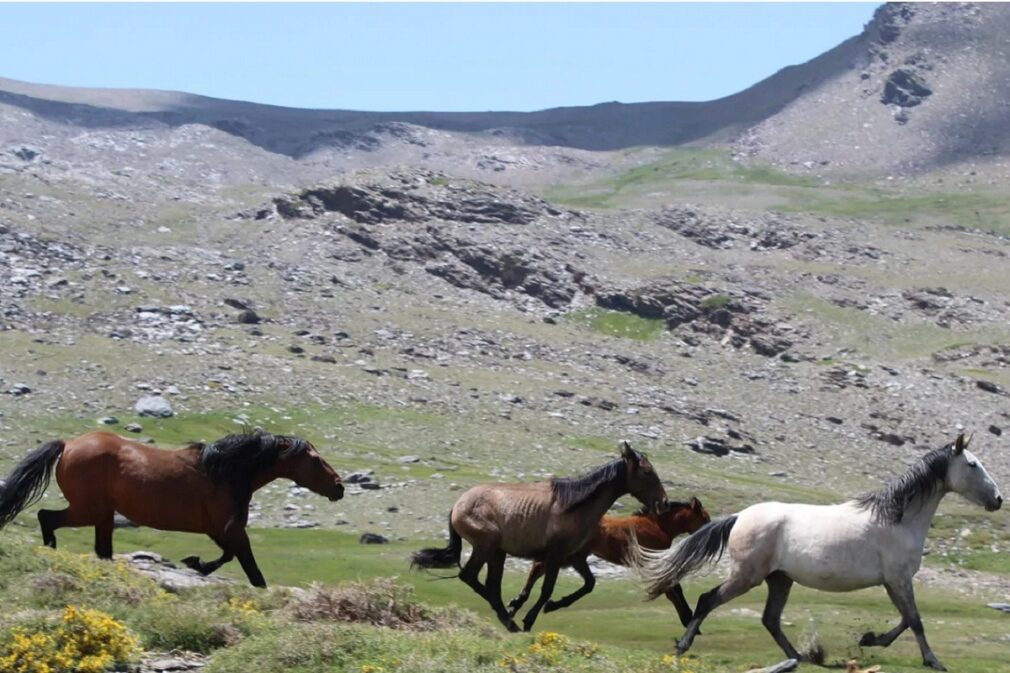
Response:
[[884, 579, 946, 671], [761, 571, 801, 660], [858, 583, 909, 648], [676, 569, 762, 654]]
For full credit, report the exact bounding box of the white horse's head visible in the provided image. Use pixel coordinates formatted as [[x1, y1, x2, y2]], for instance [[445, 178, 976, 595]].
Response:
[[946, 433, 1003, 512]]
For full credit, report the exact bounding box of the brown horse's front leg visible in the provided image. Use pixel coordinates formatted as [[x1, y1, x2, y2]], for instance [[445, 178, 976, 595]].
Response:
[[507, 560, 544, 617], [182, 535, 235, 576], [544, 555, 594, 613], [226, 528, 266, 588]]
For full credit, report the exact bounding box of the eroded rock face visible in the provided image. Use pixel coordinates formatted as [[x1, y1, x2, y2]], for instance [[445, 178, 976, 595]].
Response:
[[882, 69, 933, 108], [596, 278, 797, 357]]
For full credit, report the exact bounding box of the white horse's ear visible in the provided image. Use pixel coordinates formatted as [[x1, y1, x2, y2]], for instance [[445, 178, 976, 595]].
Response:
[[954, 433, 968, 455]]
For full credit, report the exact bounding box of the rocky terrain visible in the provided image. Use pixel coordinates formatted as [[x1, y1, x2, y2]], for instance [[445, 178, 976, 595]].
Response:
[[1, 1, 1009, 613]]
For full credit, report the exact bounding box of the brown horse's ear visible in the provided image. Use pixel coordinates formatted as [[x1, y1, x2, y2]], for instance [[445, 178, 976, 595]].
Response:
[[620, 441, 640, 464], [691, 496, 703, 511], [954, 433, 968, 455]]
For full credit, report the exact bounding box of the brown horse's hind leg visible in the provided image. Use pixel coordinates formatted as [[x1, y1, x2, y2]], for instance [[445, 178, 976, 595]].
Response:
[[38, 509, 66, 548], [182, 536, 235, 576], [484, 550, 520, 632], [665, 584, 696, 629], [544, 555, 594, 613], [521, 561, 560, 632], [507, 560, 544, 617]]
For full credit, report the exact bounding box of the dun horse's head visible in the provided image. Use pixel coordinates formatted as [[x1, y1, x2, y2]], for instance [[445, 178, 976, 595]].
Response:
[[282, 441, 344, 502], [621, 441, 668, 513], [655, 496, 711, 534], [947, 433, 1002, 512]]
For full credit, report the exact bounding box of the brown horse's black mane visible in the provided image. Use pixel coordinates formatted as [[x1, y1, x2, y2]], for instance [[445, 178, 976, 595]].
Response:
[[195, 431, 310, 503], [551, 458, 628, 512], [853, 442, 952, 524]]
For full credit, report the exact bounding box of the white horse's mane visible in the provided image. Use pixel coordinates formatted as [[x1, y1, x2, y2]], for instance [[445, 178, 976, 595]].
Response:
[[852, 444, 951, 524]]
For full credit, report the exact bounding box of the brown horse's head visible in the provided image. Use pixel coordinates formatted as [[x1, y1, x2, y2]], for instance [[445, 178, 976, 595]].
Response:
[[621, 441, 668, 513], [278, 442, 345, 502], [653, 496, 710, 537]]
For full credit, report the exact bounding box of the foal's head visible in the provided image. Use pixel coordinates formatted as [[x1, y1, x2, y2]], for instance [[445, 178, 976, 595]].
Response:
[[621, 441, 668, 512], [946, 433, 1002, 512], [653, 497, 710, 535], [277, 439, 345, 502]]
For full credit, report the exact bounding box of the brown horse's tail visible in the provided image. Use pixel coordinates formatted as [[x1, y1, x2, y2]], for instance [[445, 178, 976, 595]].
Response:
[[410, 512, 463, 570], [0, 440, 65, 529]]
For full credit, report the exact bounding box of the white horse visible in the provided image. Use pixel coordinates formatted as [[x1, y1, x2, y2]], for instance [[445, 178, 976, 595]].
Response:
[[628, 433, 1002, 671]]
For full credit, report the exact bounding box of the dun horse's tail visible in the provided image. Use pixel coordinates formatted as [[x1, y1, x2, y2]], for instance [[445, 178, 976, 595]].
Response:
[[626, 515, 737, 600], [410, 512, 463, 570], [0, 440, 65, 529]]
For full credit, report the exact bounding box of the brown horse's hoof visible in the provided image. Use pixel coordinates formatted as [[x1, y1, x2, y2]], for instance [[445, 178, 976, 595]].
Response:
[[181, 556, 205, 573], [858, 631, 877, 647], [506, 621, 520, 633]]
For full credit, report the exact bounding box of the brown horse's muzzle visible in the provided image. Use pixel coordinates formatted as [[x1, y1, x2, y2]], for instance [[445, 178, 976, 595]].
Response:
[[329, 483, 345, 501]]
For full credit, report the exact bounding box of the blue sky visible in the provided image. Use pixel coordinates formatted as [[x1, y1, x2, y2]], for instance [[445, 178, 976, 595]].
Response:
[[1, 3, 879, 112]]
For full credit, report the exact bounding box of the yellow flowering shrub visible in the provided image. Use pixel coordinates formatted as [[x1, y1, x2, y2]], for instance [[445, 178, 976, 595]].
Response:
[[0, 605, 139, 673]]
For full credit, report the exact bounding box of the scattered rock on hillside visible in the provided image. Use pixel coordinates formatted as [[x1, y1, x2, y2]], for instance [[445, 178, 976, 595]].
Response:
[[122, 551, 227, 591], [135, 395, 174, 418]]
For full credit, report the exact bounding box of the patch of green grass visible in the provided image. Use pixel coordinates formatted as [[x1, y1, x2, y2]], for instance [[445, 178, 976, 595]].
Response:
[[564, 308, 664, 341], [543, 148, 822, 209], [699, 294, 730, 311]]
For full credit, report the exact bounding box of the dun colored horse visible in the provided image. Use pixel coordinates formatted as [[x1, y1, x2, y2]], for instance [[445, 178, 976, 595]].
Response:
[[629, 434, 1003, 671], [0, 430, 344, 587], [506, 497, 710, 625], [411, 442, 668, 632]]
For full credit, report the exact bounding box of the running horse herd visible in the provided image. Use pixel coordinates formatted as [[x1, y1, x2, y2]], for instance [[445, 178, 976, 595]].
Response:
[[0, 430, 1003, 670]]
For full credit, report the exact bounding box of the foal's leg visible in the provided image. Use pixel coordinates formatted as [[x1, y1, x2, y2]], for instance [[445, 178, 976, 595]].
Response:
[[676, 570, 761, 655], [507, 560, 544, 617], [876, 579, 946, 671], [665, 584, 695, 629], [544, 555, 595, 613], [858, 583, 908, 648], [761, 571, 801, 660], [182, 535, 235, 576], [522, 562, 560, 632]]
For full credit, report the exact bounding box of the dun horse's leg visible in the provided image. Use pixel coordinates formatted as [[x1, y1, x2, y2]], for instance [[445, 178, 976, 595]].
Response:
[[665, 584, 695, 629], [878, 580, 945, 671], [676, 571, 760, 655], [761, 571, 800, 660], [182, 535, 235, 576], [521, 562, 560, 632], [858, 583, 908, 648], [38, 509, 67, 548], [544, 555, 595, 613], [507, 560, 544, 617], [228, 529, 267, 588], [484, 550, 520, 632]]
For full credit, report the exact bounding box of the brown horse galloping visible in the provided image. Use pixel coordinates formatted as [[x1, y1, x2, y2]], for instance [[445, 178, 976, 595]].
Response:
[[0, 430, 344, 587], [411, 442, 668, 632], [506, 497, 710, 625]]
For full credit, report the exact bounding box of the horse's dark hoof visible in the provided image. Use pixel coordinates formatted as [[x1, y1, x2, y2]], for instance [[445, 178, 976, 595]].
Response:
[[858, 631, 877, 647], [923, 656, 947, 671], [181, 555, 202, 571], [506, 621, 520, 633]]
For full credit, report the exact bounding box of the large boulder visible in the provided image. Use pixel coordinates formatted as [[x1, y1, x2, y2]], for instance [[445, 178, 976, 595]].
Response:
[[135, 395, 174, 418]]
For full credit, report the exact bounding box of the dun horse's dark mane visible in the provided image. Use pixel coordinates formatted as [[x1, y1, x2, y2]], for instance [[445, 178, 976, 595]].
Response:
[[195, 431, 309, 502], [551, 459, 626, 512], [853, 443, 952, 524]]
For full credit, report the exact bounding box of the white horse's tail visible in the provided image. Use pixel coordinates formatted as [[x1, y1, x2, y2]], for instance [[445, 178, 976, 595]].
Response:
[[626, 515, 738, 600]]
